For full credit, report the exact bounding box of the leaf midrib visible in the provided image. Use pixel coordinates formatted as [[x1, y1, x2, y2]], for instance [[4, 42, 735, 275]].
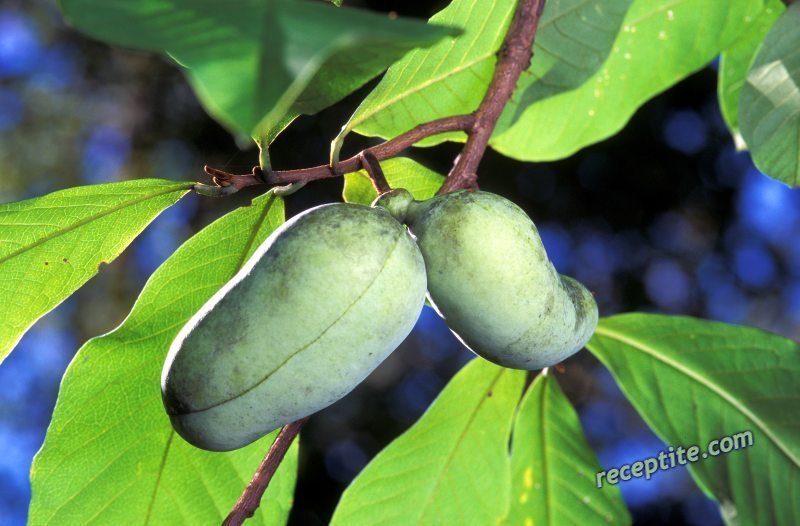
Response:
[[540, 374, 553, 526], [0, 183, 191, 266], [417, 369, 506, 523], [594, 325, 800, 468], [143, 431, 174, 526]]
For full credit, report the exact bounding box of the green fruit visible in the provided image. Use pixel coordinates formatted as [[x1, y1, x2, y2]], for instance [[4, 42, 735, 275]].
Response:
[[162, 203, 426, 451], [375, 189, 598, 370]]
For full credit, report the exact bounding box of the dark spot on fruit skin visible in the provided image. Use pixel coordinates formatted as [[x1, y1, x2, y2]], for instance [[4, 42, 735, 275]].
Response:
[[62, 258, 68, 263], [44, 261, 48, 266], [487, 391, 493, 398], [562, 277, 588, 331]]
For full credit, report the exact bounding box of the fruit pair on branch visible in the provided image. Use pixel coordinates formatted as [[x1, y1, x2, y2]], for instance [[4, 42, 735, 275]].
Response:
[[162, 188, 597, 452]]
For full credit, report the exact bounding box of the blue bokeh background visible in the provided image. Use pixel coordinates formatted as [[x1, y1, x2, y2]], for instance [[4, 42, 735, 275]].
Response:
[[1, 1, 798, 525]]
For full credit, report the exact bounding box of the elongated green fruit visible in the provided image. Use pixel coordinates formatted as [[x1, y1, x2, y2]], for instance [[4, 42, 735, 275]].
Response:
[[375, 189, 597, 370], [162, 203, 426, 451]]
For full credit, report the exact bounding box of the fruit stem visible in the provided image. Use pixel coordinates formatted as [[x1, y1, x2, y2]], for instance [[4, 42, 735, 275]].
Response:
[[222, 418, 307, 526], [358, 151, 391, 194]]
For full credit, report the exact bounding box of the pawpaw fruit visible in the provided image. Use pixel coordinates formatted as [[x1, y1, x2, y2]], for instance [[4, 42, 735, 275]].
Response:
[[375, 189, 597, 370], [162, 203, 426, 451]]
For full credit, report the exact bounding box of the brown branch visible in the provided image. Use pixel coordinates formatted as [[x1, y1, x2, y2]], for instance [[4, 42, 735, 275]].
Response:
[[200, 115, 473, 193], [269, 114, 473, 184], [222, 419, 307, 526], [439, 0, 546, 193]]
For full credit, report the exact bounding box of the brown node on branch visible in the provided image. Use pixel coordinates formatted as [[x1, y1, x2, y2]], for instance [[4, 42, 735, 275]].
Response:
[[203, 165, 263, 190]]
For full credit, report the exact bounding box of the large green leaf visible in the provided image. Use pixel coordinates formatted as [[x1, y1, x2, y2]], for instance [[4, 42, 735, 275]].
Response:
[[588, 314, 800, 526], [0, 179, 190, 363], [331, 358, 525, 526], [717, 0, 784, 144], [342, 157, 444, 205], [334, 0, 630, 153], [739, 2, 800, 186], [491, 0, 764, 161], [60, 0, 456, 141], [504, 372, 630, 525], [30, 192, 296, 525]]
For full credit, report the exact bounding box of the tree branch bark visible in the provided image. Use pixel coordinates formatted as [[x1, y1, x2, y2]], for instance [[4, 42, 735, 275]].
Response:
[[439, 0, 545, 193], [222, 418, 307, 526]]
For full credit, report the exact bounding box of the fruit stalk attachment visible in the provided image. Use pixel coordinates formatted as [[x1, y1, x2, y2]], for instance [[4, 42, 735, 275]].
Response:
[[358, 151, 391, 194]]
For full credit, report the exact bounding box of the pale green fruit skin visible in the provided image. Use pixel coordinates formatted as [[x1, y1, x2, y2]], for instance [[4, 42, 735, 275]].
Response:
[[399, 190, 597, 370], [162, 203, 426, 452]]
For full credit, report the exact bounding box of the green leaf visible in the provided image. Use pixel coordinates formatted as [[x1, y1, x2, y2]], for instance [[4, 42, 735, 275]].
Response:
[[587, 314, 800, 526], [335, 0, 630, 152], [0, 179, 190, 363], [30, 192, 296, 526], [718, 0, 784, 143], [503, 0, 633, 124], [504, 372, 631, 526], [331, 358, 525, 526], [739, 2, 800, 186], [60, 0, 456, 141], [491, 0, 765, 161], [342, 157, 444, 205]]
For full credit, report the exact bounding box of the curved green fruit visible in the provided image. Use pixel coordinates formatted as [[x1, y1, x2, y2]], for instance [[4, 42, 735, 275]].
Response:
[[162, 203, 426, 451], [375, 189, 597, 370]]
